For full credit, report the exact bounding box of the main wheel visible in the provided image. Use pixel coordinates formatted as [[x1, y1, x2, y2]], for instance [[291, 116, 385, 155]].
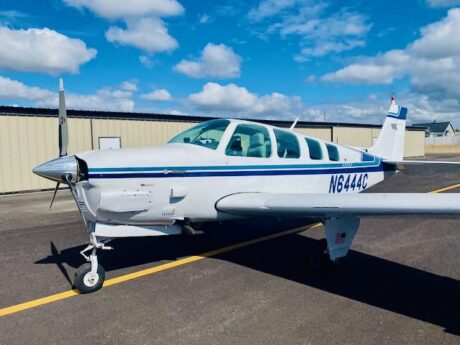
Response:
[[74, 263, 105, 294]]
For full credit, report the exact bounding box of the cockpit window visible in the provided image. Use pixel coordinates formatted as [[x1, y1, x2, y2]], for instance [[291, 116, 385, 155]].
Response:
[[168, 119, 230, 150], [226, 124, 272, 158]]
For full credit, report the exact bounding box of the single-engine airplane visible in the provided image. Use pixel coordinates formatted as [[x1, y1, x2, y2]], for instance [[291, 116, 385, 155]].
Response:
[[33, 80, 460, 293]]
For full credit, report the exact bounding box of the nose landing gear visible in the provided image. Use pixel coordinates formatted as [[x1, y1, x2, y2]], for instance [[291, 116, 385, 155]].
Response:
[[75, 233, 112, 294]]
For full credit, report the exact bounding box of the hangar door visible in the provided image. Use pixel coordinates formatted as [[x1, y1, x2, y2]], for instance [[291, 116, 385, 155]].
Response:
[[99, 137, 121, 150]]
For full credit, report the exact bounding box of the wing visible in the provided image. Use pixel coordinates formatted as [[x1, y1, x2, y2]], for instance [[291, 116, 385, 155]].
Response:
[[216, 192, 460, 217]]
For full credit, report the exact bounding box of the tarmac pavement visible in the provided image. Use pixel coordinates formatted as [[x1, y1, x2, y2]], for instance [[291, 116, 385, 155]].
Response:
[[0, 155, 459, 345]]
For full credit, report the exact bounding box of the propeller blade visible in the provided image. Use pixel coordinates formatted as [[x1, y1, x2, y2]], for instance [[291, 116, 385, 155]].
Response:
[[49, 182, 60, 209], [58, 78, 68, 157]]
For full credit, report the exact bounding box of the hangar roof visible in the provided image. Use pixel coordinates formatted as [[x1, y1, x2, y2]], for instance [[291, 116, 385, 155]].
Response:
[[0, 105, 425, 131], [413, 121, 453, 134]]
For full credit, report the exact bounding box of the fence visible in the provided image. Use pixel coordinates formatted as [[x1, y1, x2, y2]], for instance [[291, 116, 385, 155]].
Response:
[[425, 136, 460, 146]]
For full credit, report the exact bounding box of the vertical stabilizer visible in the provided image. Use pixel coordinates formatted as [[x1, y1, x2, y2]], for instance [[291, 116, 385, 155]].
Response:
[[368, 98, 407, 161]]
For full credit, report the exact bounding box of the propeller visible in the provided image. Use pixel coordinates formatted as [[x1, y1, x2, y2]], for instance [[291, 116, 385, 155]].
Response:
[[49, 78, 69, 209], [49, 182, 60, 209], [58, 78, 68, 157]]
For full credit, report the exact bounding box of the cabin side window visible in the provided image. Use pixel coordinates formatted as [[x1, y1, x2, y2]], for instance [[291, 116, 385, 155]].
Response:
[[305, 138, 323, 160], [326, 143, 340, 161], [274, 129, 300, 159], [226, 124, 272, 158]]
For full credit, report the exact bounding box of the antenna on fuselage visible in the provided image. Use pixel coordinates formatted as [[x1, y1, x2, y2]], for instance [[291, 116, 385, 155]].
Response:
[[289, 117, 299, 131]]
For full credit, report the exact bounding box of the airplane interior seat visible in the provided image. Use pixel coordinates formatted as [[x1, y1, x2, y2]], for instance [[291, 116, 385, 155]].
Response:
[[248, 133, 266, 157], [227, 136, 243, 156]]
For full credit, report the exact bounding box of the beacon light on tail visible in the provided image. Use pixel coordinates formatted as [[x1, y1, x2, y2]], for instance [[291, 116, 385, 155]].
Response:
[[33, 84, 460, 294]]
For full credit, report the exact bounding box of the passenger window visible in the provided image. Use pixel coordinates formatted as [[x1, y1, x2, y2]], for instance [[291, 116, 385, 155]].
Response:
[[226, 124, 272, 158], [305, 138, 323, 160], [274, 129, 300, 159], [326, 143, 340, 161]]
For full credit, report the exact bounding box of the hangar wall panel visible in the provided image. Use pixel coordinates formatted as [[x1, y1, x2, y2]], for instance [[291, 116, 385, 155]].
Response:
[[295, 128, 331, 141], [404, 130, 425, 157], [332, 127, 373, 147], [371, 128, 382, 145], [0, 116, 92, 193], [91, 119, 195, 149]]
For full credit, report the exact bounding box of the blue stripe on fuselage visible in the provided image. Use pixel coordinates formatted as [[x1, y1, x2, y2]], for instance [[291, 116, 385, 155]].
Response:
[[88, 157, 380, 173], [88, 162, 396, 179]]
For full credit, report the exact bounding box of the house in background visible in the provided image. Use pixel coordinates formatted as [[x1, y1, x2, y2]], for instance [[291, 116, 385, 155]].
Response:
[[414, 121, 456, 138]]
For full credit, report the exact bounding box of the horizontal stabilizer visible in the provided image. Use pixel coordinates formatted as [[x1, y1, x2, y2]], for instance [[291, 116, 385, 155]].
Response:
[[217, 192, 460, 217]]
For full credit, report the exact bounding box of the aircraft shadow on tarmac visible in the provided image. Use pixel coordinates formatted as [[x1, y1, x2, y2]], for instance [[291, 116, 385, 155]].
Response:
[[35, 221, 459, 336]]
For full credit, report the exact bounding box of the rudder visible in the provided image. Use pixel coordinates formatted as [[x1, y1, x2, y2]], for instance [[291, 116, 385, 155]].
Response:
[[368, 98, 407, 161]]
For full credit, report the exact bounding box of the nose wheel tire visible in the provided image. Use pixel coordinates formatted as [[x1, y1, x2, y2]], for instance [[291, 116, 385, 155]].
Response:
[[74, 263, 105, 294]]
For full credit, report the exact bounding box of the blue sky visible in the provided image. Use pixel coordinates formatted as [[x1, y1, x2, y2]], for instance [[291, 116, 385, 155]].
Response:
[[1, 0, 460, 125]]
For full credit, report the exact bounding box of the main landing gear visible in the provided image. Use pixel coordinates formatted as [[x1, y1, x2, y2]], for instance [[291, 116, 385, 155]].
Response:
[[74, 233, 112, 293]]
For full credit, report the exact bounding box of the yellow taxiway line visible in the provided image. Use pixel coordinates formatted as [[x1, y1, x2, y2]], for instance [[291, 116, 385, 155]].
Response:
[[429, 183, 460, 194], [2, 181, 460, 318], [0, 223, 321, 317]]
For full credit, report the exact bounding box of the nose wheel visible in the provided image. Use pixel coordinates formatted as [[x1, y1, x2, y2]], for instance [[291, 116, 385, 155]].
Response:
[[75, 233, 112, 294], [75, 262, 105, 293]]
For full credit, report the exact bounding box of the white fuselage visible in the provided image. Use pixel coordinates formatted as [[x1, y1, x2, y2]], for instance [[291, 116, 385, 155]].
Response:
[[74, 120, 393, 226]]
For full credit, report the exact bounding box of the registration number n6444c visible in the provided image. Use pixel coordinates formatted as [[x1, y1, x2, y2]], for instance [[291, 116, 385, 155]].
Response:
[[329, 173, 368, 193]]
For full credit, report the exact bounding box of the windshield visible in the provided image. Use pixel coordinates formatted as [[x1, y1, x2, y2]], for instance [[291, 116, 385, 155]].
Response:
[[168, 119, 230, 150]]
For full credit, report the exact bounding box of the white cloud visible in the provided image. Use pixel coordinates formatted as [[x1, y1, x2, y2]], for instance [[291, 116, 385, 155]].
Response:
[[139, 55, 154, 68], [187, 80, 460, 125], [65, 0, 182, 54], [249, 2, 371, 59], [60, 88, 135, 112], [426, 0, 460, 7], [167, 109, 186, 115], [322, 59, 404, 84], [198, 14, 211, 24], [63, 0, 184, 19], [294, 39, 365, 61], [304, 94, 460, 126], [410, 10, 460, 59], [248, 0, 297, 21], [174, 43, 241, 78], [0, 26, 96, 74], [304, 75, 316, 83], [140, 88, 172, 101], [185, 82, 459, 124], [0, 76, 54, 101], [120, 81, 138, 91], [189, 83, 256, 112], [106, 17, 177, 53], [0, 76, 135, 112], [188, 82, 303, 116], [278, 8, 371, 59], [322, 8, 460, 102]]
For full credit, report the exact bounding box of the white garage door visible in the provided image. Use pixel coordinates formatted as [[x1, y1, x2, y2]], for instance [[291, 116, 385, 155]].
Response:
[[99, 137, 121, 150]]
